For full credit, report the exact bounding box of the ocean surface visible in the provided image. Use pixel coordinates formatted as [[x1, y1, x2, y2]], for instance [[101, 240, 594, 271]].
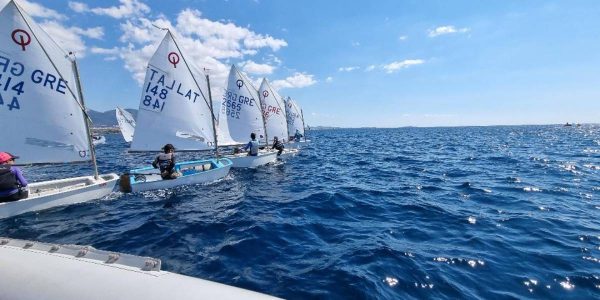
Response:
[[1, 125, 599, 299]]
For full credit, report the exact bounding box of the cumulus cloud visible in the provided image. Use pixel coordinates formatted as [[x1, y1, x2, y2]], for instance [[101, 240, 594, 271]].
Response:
[[428, 25, 470, 37], [6, 0, 67, 20], [325, 76, 333, 83], [398, 35, 408, 41], [365, 65, 376, 71], [71, 27, 104, 39], [242, 60, 275, 75], [68, 0, 150, 19], [91, 7, 289, 88], [382, 59, 425, 73], [338, 66, 359, 72], [271, 73, 316, 90]]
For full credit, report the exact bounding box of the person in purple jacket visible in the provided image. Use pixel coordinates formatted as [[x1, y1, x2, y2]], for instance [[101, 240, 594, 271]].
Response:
[[0, 152, 28, 203]]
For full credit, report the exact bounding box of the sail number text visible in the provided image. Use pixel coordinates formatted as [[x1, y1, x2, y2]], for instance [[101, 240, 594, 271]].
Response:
[[0, 54, 70, 112]]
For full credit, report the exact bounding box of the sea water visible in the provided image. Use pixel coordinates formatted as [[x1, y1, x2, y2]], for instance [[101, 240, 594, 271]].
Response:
[[1, 125, 599, 299]]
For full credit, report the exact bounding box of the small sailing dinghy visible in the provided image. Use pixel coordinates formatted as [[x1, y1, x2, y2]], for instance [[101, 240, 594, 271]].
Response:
[[220, 65, 278, 168], [0, 1, 117, 219], [0, 237, 280, 300], [115, 106, 135, 143], [121, 30, 231, 192], [285, 97, 310, 149], [258, 78, 299, 159]]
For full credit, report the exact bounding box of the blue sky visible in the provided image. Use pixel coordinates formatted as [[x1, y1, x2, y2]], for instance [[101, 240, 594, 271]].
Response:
[[5, 0, 600, 127]]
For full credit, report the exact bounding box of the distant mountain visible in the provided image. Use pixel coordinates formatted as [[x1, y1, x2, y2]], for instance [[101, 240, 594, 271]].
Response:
[[88, 108, 137, 127]]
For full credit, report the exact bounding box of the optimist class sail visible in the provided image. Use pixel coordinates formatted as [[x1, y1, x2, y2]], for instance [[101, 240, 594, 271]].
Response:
[[130, 31, 214, 151], [221, 65, 266, 145], [116, 107, 136, 143], [258, 78, 288, 144], [0, 1, 92, 164], [285, 97, 305, 139]]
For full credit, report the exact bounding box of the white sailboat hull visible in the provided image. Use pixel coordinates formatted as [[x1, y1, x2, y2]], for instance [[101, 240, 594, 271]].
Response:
[[122, 159, 232, 193], [225, 151, 278, 168], [277, 148, 299, 160], [0, 174, 118, 219], [0, 238, 280, 300], [286, 139, 311, 149]]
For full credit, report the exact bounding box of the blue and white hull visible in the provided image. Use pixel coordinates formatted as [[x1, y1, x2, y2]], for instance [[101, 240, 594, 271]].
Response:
[[120, 158, 232, 193]]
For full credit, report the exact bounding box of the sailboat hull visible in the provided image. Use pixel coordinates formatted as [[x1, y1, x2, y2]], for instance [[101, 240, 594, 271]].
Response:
[[277, 148, 299, 160], [225, 151, 278, 168], [286, 139, 311, 149], [0, 174, 118, 219], [123, 158, 232, 193], [0, 238, 280, 300]]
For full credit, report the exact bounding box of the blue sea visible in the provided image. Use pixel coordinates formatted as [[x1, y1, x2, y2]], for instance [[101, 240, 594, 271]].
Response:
[[1, 125, 599, 299]]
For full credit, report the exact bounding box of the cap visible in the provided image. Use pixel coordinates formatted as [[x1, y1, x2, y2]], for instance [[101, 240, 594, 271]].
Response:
[[0, 152, 19, 163]]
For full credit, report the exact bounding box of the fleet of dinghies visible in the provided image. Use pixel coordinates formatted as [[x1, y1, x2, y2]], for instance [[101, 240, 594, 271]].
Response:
[[0, 0, 310, 217], [0, 1, 305, 298]]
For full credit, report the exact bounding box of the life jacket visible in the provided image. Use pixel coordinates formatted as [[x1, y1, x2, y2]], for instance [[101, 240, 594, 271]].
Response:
[[155, 153, 174, 171], [249, 140, 259, 156], [0, 165, 18, 191]]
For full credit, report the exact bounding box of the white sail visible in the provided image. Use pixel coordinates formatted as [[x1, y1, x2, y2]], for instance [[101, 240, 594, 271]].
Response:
[[0, 1, 91, 164], [221, 65, 266, 145], [258, 78, 288, 144], [130, 31, 214, 151], [286, 97, 305, 139], [115, 107, 135, 143], [214, 98, 238, 146]]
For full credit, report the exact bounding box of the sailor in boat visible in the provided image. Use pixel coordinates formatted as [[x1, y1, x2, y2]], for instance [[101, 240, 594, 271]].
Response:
[[244, 133, 260, 156], [272, 136, 284, 156], [0, 152, 28, 203], [152, 144, 180, 180], [293, 129, 303, 142]]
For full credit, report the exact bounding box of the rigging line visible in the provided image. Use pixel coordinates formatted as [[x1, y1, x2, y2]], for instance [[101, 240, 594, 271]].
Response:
[[15, 2, 92, 123]]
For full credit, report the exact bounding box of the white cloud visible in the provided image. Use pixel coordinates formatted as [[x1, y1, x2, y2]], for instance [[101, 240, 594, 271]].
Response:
[[242, 60, 275, 75], [325, 76, 333, 83], [365, 65, 376, 72], [382, 59, 425, 73], [428, 25, 470, 37], [272, 73, 317, 90], [39, 21, 90, 56], [68, 1, 88, 13], [14, 0, 66, 20], [399, 35, 408, 41], [93, 8, 290, 87], [90, 47, 119, 55], [68, 0, 150, 19], [71, 27, 104, 39], [338, 66, 359, 72], [352, 41, 360, 47]]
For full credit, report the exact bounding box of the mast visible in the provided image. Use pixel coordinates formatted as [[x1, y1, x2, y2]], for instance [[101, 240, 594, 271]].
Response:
[[71, 55, 99, 179], [205, 70, 219, 158], [257, 89, 270, 147], [300, 108, 307, 142]]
